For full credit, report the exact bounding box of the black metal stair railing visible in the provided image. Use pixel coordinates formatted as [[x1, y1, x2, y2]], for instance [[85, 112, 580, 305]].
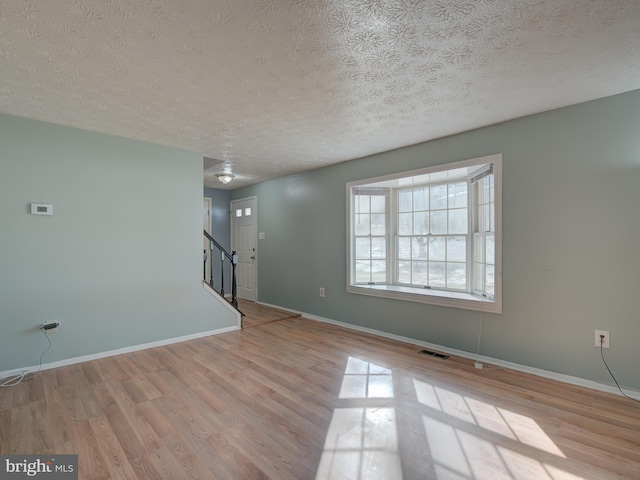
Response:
[[203, 230, 238, 309]]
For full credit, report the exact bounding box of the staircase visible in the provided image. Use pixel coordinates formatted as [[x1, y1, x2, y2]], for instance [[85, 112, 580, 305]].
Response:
[[203, 230, 242, 314]]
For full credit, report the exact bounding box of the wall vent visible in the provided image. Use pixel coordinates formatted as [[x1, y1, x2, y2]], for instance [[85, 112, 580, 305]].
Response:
[[418, 349, 450, 360]]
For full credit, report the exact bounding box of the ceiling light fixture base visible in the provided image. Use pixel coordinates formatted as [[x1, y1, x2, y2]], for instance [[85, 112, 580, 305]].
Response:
[[216, 173, 235, 184]]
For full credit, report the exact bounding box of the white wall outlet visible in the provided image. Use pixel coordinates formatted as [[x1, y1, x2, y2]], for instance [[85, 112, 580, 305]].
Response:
[[43, 321, 61, 333], [595, 330, 609, 348], [319, 287, 325, 298]]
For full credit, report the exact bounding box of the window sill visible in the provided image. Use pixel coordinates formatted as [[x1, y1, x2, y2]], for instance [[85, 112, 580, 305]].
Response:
[[347, 284, 501, 314]]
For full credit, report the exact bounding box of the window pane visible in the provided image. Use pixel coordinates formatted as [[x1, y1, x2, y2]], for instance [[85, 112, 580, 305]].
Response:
[[398, 261, 411, 284], [448, 182, 467, 208], [490, 206, 495, 232], [428, 237, 446, 261], [486, 265, 495, 296], [412, 261, 428, 285], [430, 185, 447, 210], [244, 207, 251, 216], [481, 204, 490, 232], [489, 175, 495, 202], [355, 214, 370, 235], [447, 237, 466, 262], [398, 238, 411, 260], [371, 261, 386, 283], [475, 235, 485, 263], [371, 237, 386, 259], [371, 195, 386, 213], [358, 195, 370, 214], [398, 213, 412, 235], [430, 211, 447, 234], [355, 260, 371, 283], [235, 209, 242, 217], [447, 263, 466, 290], [355, 238, 371, 259], [413, 188, 429, 210], [486, 235, 495, 265], [413, 212, 428, 235], [428, 262, 446, 287], [474, 263, 484, 291], [448, 209, 467, 234], [371, 213, 386, 235], [398, 190, 412, 212], [412, 237, 428, 260]]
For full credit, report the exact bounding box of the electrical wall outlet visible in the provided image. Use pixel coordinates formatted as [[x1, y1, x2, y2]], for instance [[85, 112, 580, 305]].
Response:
[[319, 287, 325, 298], [595, 330, 609, 348], [42, 321, 61, 333]]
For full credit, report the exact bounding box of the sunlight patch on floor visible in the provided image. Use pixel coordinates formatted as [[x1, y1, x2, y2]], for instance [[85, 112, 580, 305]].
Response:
[[339, 357, 394, 399], [413, 378, 564, 456], [413, 377, 577, 480], [317, 357, 402, 480], [317, 359, 583, 480], [315, 408, 403, 480]]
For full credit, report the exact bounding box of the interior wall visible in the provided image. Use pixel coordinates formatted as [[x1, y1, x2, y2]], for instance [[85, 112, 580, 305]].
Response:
[[0, 114, 237, 373], [232, 90, 640, 390]]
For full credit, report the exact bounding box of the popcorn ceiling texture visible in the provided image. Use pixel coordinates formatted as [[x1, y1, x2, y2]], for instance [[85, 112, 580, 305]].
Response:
[[1, 0, 639, 188]]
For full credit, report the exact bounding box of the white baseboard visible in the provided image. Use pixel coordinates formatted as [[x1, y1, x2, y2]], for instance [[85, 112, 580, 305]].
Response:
[[256, 302, 640, 401], [2, 283, 239, 380], [0, 325, 240, 379], [5, 299, 638, 402]]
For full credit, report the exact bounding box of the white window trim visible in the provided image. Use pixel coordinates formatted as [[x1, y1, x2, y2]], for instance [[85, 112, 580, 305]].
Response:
[[346, 154, 502, 314]]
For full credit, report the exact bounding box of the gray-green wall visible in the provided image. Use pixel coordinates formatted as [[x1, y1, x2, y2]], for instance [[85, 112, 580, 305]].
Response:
[[233, 90, 640, 391], [0, 114, 237, 373]]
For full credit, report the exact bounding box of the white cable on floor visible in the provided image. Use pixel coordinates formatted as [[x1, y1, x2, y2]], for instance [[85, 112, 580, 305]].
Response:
[[0, 328, 52, 387]]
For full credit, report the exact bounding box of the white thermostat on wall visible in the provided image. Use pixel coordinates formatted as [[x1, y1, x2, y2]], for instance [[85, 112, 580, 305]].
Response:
[[30, 203, 53, 215]]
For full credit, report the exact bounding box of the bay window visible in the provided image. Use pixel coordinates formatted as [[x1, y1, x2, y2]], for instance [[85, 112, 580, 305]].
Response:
[[347, 154, 502, 313]]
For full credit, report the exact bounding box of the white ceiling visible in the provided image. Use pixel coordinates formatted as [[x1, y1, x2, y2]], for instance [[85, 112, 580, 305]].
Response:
[[1, 1, 639, 190]]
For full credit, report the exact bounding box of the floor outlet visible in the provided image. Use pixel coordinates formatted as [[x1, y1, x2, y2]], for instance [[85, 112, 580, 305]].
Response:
[[474, 361, 484, 370]]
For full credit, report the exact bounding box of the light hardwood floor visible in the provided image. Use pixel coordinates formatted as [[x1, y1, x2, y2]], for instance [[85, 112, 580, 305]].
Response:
[[238, 299, 301, 329], [1, 310, 639, 479]]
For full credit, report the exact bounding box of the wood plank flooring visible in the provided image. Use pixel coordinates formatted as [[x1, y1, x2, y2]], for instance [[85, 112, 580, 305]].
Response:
[[1, 311, 639, 479], [238, 300, 301, 329]]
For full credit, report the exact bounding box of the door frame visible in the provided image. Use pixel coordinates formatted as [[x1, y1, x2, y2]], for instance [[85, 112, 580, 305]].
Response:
[[231, 196, 258, 302]]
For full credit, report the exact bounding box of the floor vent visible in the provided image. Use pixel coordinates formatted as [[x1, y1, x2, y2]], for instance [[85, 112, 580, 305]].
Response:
[[418, 349, 450, 360]]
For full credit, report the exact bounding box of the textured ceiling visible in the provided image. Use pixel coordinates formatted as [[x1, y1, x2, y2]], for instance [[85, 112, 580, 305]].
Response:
[[1, 1, 639, 189]]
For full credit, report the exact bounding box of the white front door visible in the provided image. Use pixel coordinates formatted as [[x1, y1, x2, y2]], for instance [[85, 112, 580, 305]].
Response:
[[203, 197, 212, 284], [231, 197, 257, 301]]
